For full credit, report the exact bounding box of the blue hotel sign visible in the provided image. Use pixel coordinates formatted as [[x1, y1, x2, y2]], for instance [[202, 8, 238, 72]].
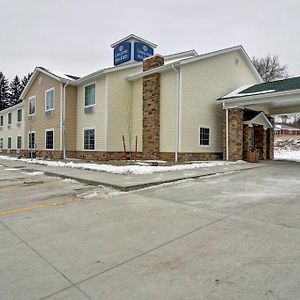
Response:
[[134, 42, 154, 61], [114, 42, 131, 65]]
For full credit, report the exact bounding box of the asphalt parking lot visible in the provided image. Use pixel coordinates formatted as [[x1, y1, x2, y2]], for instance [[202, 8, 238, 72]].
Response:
[[0, 161, 300, 300]]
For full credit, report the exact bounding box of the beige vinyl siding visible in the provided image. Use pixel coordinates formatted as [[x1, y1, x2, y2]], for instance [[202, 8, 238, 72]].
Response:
[[160, 70, 177, 152], [131, 78, 143, 151], [107, 67, 142, 152], [65, 85, 77, 151], [0, 105, 24, 150], [76, 77, 106, 151], [180, 51, 260, 153], [23, 72, 62, 151]]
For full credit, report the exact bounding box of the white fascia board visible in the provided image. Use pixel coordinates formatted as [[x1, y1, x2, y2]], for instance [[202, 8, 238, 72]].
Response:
[[75, 62, 143, 85], [111, 34, 157, 48], [221, 88, 300, 108], [251, 112, 273, 128], [164, 50, 198, 61], [127, 64, 173, 81]]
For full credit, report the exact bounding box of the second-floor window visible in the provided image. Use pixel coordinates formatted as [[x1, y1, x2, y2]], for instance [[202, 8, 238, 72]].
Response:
[[45, 88, 54, 111], [29, 96, 36, 115], [0, 115, 3, 127], [17, 109, 22, 122], [8, 113, 12, 125], [85, 84, 96, 107]]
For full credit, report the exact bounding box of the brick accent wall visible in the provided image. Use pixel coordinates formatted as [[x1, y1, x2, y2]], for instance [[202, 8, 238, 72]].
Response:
[[160, 152, 222, 162], [223, 108, 244, 161], [142, 55, 164, 160]]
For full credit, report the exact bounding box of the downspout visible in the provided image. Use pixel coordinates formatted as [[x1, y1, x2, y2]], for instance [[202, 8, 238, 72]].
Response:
[[62, 82, 69, 159], [225, 105, 229, 161], [172, 64, 181, 163]]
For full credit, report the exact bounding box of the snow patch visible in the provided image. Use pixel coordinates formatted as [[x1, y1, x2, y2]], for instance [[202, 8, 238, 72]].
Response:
[[0, 155, 245, 175]]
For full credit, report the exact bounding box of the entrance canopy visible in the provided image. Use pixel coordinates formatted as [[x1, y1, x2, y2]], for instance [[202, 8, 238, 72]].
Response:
[[244, 111, 273, 129], [219, 77, 300, 114]]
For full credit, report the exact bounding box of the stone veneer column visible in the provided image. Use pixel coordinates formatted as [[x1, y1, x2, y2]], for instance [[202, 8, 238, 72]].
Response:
[[243, 125, 253, 160], [267, 117, 274, 159], [142, 55, 164, 160], [223, 108, 244, 161]]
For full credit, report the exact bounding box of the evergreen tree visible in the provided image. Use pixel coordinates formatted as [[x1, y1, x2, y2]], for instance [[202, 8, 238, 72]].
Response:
[[0, 72, 10, 110], [9, 75, 23, 106], [21, 72, 32, 90]]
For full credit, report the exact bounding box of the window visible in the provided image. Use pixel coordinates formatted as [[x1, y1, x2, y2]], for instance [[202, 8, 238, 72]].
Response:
[[8, 113, 12, 125], [0, 138, 3, 149], [8, 137, 12, 149], [45, 130, 54, 150], [45, 88, 54, 111], [199, 127, 210, 146], [17, 109, 22, 122], [0, 116, 3, 127], [84, 129, 95, 150], [29, 96, 36, 115], [17, 136, 22, 149], [29, 132, 35, 149], [84, 84, 96, 107]]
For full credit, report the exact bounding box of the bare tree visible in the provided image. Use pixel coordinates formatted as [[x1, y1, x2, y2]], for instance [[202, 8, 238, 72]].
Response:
[[252, 55, 291, 82]]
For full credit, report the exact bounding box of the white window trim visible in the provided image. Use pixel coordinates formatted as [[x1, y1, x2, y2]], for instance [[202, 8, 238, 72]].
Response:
[[28, 96, 36, 116], [8, 112, 12, 125], [8, 136, 12, 149], [84, 82, 96, 108], [45, 128, 55, 150], [17, 109, 22, 123], [45, 87, 55, 112], [16, 135, 22, 149], [83, 127, 96, 151], [198, 125, 211, 147], [28, 131, 36, 150]]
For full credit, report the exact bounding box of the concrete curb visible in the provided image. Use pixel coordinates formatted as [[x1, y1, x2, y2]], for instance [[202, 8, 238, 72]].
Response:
[[0, 160, 262, 192]]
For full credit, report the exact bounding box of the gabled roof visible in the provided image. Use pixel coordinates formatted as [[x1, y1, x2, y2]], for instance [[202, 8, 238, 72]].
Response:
[[0, 101, 23, 115], [220, 76, 300, 100], [75, 49, 199, 84], [126, 45, 262, 82], [243, 111, 273, 129], [111, 34, 157, 48], [19, 67, 79, 100]]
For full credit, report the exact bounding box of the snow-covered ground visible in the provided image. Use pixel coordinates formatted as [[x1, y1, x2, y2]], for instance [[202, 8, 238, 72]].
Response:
[[0, 155, 245, 175], [274, 136, 300, 162], [274, 150, 300, 162]]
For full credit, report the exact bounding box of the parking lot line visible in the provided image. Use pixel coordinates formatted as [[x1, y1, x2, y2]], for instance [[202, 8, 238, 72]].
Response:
[[0, 198, 77, 216]]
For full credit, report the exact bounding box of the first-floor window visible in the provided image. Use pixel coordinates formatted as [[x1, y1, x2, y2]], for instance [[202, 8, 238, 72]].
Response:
[[17, 136, 22, 149], [45, 130, 54, 150], [8, 137, 12, 149], [29, 132, 35, 149], [84, 129, 95, 150], [0, 138, 3, 149], [199, 127, 210, 146]]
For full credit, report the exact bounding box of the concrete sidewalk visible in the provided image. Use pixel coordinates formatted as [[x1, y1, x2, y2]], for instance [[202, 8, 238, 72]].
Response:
[[0, 158, 261, 191]]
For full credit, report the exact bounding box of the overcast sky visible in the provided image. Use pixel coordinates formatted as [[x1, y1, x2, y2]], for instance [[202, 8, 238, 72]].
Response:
[[1, 0, 299, 80]]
